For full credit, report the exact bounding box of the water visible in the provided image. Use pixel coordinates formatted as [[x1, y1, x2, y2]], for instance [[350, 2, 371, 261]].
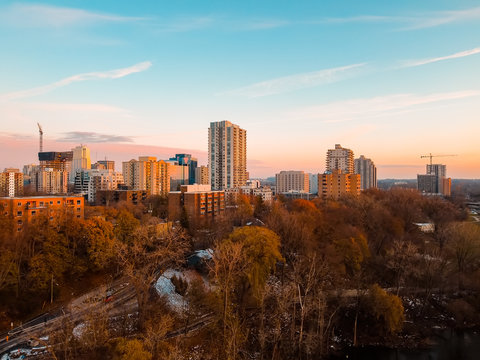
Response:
[[334, 329, 480, 360]]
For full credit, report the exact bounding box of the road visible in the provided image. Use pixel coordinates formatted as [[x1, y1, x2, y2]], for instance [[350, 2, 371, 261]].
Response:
[[0, 278, 137, 357]]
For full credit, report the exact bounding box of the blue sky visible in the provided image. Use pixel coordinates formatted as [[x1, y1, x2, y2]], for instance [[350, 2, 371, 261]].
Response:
[[0, 0, 479, 178]]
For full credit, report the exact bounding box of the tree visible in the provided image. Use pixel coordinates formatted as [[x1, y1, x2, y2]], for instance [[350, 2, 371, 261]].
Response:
[[115, 225, 190, 329], [113, 339, 152, 360], [84, 217, 116, 270], [115, 209, 140, 243], [334, 234, 370, 277], [227, 226, 283, 299], [446, 222, 480, 289], [367, 284, 404, 335], [211, 226, 283, 359]]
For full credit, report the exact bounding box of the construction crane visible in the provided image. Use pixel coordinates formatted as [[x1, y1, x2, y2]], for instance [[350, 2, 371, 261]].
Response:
[[37, 123, 43, 152], [420, 153, 457, 166]]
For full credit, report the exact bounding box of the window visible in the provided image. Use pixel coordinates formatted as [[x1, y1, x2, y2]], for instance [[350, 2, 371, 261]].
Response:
[[17, 211, 22, 216], [50, 201, 53, 205], [31, 211, 36, 216], [77, 208, 81, 212], [77, 215, 81, 218], [17, 220, 22, 225], [57, 201, 61, 204], [17, 202, 21, 207], [39, 202, 44, 206], [77, 200, 81, 205]]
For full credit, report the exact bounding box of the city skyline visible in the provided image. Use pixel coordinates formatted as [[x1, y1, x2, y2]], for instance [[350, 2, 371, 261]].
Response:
[[1, 1, 479, 178]]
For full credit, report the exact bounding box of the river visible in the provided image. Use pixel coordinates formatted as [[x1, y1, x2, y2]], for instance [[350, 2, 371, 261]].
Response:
[[331, 329, 480, 360]]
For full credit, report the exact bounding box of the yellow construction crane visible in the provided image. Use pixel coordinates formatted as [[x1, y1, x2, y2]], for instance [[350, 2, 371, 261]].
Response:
[[420, 153, 457, 166]]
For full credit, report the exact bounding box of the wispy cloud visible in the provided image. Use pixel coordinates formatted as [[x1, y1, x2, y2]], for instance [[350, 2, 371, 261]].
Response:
[[400, 46, 480, 68], [312, 6, 480, 30], [57, 132, 134, 143], [290, 90, 480, 123], [0, 3, 143, 28], [220, 63, 366, 98], [402, 6, 480, 30], [0, 61, 152, 101]]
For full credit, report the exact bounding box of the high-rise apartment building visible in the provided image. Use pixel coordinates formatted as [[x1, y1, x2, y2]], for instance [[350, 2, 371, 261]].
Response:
[[195, 165, 209, 185], [71, 145, 91, 182], [0, 168, 24, 197], [326, 144, 354, 173], [418, 164, 451, 196], [354, 155, 377, 190], [208, 120, 247, 190], [31, 168, 68, 194], [276, 171, 310, 193], [319, 170, 361, 200], [122, 157, 170, 196]]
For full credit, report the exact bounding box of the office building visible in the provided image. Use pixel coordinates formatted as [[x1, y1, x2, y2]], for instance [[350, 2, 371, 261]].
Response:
[[0, 195, 84, 231], [195, 165, 209, 185], [319, 170, 361, 200], [169, 154, 198, 185], [168, 184, 225, 222], [354, 155, 377, 190], [92, 160, 115, 171], [326, 144, 354, 173], [275, 171, 309, 194], [208, 120, 247, 190], [122, 157, 170, 196], [0, 168, 24, 197], [70, 145, 91, 183]]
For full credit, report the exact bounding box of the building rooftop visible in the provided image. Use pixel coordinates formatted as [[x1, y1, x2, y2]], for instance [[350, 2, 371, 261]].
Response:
[[0, 195, 84, 200]]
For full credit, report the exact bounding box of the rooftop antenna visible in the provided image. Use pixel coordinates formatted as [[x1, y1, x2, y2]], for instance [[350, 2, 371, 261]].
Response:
[[37, 123, 43, 152]]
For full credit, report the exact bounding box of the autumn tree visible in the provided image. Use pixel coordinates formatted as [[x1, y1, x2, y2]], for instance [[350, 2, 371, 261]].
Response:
[[115, 225, 190, 329], [115, 209, 140, 243], [367, 284, 404, 335], [211, 226, 283, 359]]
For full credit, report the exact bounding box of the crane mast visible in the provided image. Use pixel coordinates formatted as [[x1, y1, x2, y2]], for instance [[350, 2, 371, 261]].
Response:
[[37, 123, 43, 152]]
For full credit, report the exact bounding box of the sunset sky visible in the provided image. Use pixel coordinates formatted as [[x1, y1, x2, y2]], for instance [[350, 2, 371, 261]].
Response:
[[1, 0, 479, 178]]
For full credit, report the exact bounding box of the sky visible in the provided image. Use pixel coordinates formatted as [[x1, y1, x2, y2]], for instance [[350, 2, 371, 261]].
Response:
[[0, 0, 479, 179]]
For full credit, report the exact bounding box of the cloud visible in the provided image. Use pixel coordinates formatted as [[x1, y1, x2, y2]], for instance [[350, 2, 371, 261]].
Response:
[[0, 3, 143, 28], [0, 61, 152, 102], [57, 132, 134, 143], [311, 6, 480, 30], [402, 7, 480, 30], [290, 90, 480, 123], [400, 46, 480, 68], [220, 63, 366, 98]]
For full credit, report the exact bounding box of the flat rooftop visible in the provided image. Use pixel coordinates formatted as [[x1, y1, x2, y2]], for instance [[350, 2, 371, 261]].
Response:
[[0, 195, 84, 200]]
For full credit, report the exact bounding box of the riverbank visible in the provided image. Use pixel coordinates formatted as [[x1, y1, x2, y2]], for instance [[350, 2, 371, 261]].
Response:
[[329, 290, 480, 358]]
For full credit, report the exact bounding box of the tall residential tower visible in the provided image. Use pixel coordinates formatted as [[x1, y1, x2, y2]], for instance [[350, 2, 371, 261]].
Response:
[[326, 144, 354, 173], [208, 121, 247, 190], [354, 155, 377, 190]]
